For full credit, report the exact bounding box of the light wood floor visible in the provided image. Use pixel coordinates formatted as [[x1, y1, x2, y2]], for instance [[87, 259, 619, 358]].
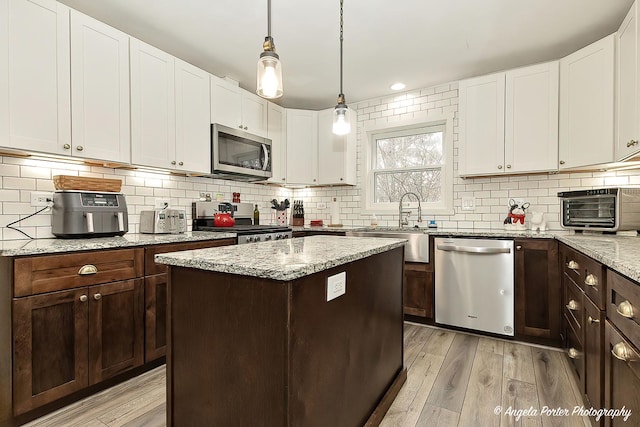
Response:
[[23, 323, 590, 427]]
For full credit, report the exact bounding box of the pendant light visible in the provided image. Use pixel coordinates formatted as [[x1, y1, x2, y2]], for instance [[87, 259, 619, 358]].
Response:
[[257, 0, 283, 99], [332, 0, 351, 135]]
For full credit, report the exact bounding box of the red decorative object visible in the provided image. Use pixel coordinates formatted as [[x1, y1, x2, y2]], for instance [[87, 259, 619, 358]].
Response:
[[213, 213, 235, 227]]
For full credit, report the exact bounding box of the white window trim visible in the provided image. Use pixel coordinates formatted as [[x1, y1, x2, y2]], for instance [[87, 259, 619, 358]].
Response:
[[361, 112, 454, 215]]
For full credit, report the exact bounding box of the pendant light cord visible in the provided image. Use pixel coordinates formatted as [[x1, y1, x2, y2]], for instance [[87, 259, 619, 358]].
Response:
[[339, 0, 344, 95], [267, 0, 272, 37]]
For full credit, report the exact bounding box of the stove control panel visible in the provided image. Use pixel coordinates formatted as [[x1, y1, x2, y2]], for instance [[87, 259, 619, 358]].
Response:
[[237, 231, 292, 244]]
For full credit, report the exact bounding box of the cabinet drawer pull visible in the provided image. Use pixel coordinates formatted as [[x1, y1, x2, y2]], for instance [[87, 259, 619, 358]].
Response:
[[567, 348, 580, 359], [616, 300, 635, 319], [79, 294, 88, 302], [587, 316, 600, 324], [78, 264, 98, 275], [584, 273, 598, 287], [611, 342, 637, 362], [627, 139, 639, 148], [93, 293, 102, 301], [566, 299, 578, 311], [567, 260, 579, 271]]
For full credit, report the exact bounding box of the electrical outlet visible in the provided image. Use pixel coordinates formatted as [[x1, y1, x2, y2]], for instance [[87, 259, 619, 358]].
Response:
[[326, 272, 346, 302], [30, 192, 52, 207], [317, 202, 327, 209], [461, 196, 476, 211], [154, 198, 170, 209]]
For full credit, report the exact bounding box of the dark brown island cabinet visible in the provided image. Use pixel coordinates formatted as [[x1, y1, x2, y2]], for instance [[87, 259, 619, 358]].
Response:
[[161, 238, 407, 427]]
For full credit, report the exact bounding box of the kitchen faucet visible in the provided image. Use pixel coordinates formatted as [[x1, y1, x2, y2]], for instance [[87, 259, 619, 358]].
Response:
[[398, 192, 422, 228]]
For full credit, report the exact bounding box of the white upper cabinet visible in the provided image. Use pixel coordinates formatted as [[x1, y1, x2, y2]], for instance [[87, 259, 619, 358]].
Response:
[[174, 58, 210, 174], [458, 72, 505, 176], [267, 102, 287, 184], [459, 62, 559, 176], [559, 34, 615, 169], [504, 61, 559, 173], [286, 109, 318, 185], [70, 10, 130, 163], [317, 108, 357, 185], [617, 1, 640, 161], [1, 0, 71, 154], [131, 39, 210, 174], [130, 39, 175, 170], [210, 76, 268, 137]]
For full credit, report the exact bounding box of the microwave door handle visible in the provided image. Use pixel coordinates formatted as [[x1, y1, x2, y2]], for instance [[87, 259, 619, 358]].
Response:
[[262, 144, 270, 171]]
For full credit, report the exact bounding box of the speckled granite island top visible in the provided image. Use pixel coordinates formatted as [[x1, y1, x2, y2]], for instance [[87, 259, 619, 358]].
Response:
[[155, 235, 407, 281], [0, 231, 236, 257]]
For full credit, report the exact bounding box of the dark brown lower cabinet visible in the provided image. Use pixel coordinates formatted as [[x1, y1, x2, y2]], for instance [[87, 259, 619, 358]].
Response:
[[583, 295, 604, 415], [515, 239, 561, 345], [604, 321, 640, 427], [403, 262, 433, 320], [12, 279, 144, 415], [144, 274, 168, 362]]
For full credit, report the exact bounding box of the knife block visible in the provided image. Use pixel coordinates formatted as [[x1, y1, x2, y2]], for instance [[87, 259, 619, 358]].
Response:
[[292, 217, 304, 226]]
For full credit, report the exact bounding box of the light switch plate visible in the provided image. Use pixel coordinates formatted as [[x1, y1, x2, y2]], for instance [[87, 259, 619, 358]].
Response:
[[326, 271, 346, 301], [461, 196, 476, 211]]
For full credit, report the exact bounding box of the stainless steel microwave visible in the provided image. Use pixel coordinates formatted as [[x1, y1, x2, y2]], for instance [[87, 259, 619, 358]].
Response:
[[558, 188, 640, 231], [211, 123, 272, 181]]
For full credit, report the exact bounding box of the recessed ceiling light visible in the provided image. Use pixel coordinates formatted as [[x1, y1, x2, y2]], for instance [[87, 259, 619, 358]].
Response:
[[390, 82, 406, 91]]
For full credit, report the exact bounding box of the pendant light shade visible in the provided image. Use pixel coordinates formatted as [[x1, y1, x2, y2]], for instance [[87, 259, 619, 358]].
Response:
[[332, 0, 351, 135], [257, 0, 283, 99]]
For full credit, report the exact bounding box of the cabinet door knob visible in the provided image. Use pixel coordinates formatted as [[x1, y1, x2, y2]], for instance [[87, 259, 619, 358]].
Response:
[[616, 300, 635, 319], [559, 160, 565, 165], [627, 139, 639, 148], [281, 177, 286, 181], [244, 126, 248, 130], [78, 264, 98, 275], [587, 316, 600, 324], [179, 161, 184, 166], [584, 273, 598, 287], [171, 160, 177, 165], [567, 347, 580, 359], [566, 299, 578, 311], [93, 293, 102, 301], [611, 342, 637, 362], [76, 145, 84, 151], [79, 294, 88, 302], [498, 165, 503, 169], [239, 125, 243, 129], [516, 245, 522, 250], [506, 164, 512, 169], [63, 143, 71, 150]]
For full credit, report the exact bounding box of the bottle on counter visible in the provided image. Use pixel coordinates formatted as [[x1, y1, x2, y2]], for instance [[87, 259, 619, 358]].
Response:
[[253, 204, 260, 225]]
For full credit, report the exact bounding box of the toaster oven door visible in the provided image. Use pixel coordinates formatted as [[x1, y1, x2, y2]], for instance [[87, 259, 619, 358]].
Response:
[[562, 196, 616, 228]]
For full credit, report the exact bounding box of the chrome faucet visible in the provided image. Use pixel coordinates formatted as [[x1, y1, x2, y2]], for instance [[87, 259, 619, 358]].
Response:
[[399, 192, 422, 228]]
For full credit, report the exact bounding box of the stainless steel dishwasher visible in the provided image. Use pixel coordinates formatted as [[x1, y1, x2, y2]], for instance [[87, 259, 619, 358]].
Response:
[[434, 237, 514, 336]]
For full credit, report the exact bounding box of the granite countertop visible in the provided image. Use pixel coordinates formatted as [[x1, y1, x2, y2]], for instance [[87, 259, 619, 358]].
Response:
[[0, 231, 236, 257], [155, 235, 407, 281]]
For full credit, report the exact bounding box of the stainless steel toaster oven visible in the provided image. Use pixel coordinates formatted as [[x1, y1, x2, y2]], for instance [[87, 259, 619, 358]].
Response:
[[557, 188, 640, 231]]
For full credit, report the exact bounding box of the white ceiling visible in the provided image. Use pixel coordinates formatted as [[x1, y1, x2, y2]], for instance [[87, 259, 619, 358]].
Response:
[[58, 0, 633, 110]]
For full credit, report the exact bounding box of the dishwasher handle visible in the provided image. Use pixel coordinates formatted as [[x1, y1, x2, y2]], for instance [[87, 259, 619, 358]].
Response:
[[437, 244, 511, 254]]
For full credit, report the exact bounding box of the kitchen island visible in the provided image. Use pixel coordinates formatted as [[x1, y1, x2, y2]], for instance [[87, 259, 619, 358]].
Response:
[[156, 235, 407, 427]]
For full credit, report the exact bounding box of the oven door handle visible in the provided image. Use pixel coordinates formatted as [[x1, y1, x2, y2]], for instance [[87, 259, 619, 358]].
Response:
[[437, 244, 511, 254], [261, 144, 270, 171]]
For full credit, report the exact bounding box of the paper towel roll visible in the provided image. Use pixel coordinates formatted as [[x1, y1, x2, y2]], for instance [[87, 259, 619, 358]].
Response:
[[330, 198, 341, 225]]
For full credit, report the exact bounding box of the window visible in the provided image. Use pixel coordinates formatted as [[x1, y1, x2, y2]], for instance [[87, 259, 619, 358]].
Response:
[[364, 114, 453, 214]]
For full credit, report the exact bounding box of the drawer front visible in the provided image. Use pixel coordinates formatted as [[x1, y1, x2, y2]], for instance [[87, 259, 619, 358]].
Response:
[[144, 238, 236, 276], [14, 248, 144, 297], [565, 321, 585, 392], [564, 273, 584, 335], [561, 245, 605, 308], [583, 296, 604, 412], [607, 270, 640, 351]]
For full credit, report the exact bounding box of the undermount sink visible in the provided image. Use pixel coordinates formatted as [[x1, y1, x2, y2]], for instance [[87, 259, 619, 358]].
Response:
[[345, 230, 429, 263]]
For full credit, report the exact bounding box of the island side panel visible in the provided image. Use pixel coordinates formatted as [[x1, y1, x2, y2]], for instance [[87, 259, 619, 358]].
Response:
[[288, 247, 404, 427], [167, 267, 289, 426]]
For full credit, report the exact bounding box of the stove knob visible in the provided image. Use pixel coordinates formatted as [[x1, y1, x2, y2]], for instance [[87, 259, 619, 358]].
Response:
[[265, 235, 272, 241], [246, 236, 254, 243]]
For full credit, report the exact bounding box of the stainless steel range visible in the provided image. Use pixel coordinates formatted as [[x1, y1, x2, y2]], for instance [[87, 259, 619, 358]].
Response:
[[192, 201, 292, 244]]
